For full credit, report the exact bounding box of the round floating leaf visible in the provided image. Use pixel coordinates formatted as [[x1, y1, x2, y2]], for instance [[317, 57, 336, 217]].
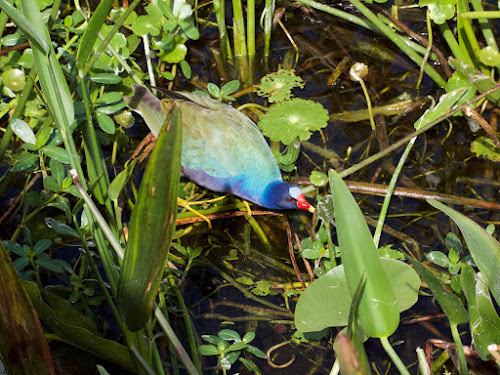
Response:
[[309, 171, 328, 187], [160, 42, 187, 63], [419, 0, 456, 25], [131, 15, 161, 36], [478, 46, 500, 67], [255, 69, 304, 103], [258, 98, 329, 145]]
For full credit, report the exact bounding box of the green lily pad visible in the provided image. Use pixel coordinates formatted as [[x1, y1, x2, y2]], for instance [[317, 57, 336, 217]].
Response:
[[258, 98, 329, 145], [419, 0, 456, 25], [161, 40, 187, 63], [255, 69, 305, 103], [478, 46, 500, 67], [131, 15, 161, 36]]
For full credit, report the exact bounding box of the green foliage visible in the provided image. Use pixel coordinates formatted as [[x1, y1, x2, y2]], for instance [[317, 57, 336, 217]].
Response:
[[295, 258, 420, 332], [206, 80, 241, 101], [470, 136, 500, 161], [419, 0, 456, 25], [199, 329, 266, 374], [258, 99, 329, 145], [255, 69, 304, 103], [2, 239, 71, 281]]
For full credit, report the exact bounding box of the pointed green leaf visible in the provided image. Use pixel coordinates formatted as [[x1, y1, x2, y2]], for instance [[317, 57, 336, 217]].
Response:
[[329, 170, 399, 338], [76, 0, 114, 70], [108, 159, 137, 202], [118, 105, 182, 331], [428, 199, 500, 306]]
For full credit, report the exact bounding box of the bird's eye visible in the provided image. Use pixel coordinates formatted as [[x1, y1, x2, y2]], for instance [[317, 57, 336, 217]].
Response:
[[286, 197, 293, 202]]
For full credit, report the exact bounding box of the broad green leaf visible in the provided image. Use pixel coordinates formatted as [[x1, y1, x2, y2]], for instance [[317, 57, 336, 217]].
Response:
[[242, 331, 255, 344], [118, 105, 182, 331], [23, 281, 135, 371], [11, 118, 36, 144], [428, 199, 500, 307], [449, 58, 500, 106], [255, 69, 305, 103], [49, 159, 65, 186], [258, 99, 329, 145], [426, 251, 451, 267], [96, 91, 123, 105], [413, 88, 466, 130], [33, 239, 51, 256], [478, 46, 500, 67], [198, 345, 220, 356], [44, 175, 61, 192], [11, 152, 38, 172], [245, 345, 267, 359], [406, 255, 468, 325], [41, 145, 71, 164], [95, 112, 116, 134], [76, 0, 113, 70], [90, 73, 122, 84], [218, 329, 242, 342], [0, 242, 56, 375], [419, 0, 456, 25], [131, 14, 161, 36], [44, 217, 79, 238], [461, 265, 500, 360], [330, 170, 399, 337], [470, 136, 500, 161], [295, 258, 420, 332]]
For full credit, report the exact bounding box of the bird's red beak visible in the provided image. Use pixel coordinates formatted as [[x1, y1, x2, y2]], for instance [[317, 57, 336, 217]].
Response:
[[296, 193, 315, 213]]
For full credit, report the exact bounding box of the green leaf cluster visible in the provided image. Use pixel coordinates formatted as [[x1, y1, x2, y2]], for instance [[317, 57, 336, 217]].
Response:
[[199, 329, 266, 374]]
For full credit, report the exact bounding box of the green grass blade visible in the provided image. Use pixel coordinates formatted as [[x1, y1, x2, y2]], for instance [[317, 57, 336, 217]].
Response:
[[428, 199, 500, 307], [405, 256, 468, 325], [0, 0, 49, 53], [76, 0, 114, 70], [118, 105, 182, 331], [20, 0, 74, 130], [329, 170, 399, 338]]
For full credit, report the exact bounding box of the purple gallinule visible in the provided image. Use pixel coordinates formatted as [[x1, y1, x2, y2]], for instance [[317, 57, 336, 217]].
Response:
[[125, 85, 314, 212]]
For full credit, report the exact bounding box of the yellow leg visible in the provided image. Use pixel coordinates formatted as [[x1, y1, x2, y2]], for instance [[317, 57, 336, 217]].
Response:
[[177, 197, 212, 228]]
